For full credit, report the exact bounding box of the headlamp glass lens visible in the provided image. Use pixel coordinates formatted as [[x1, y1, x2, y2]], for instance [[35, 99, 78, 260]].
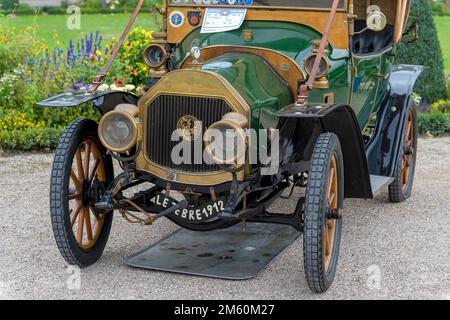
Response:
[[306, 56, 328, 78], [147, 46, 164, 67], [101, 114, 135, 150]]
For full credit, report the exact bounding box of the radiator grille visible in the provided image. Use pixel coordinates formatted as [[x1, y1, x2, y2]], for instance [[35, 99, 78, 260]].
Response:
[[146, 95, 234, 173]]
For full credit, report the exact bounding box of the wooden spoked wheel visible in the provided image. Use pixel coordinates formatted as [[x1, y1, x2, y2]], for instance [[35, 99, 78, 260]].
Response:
[[389, 102, 417, 203], [69, 138, 107, 250], [323, 156, 338, 272], [401, 110, 414, 192], [51, 119, 114, 267], [303, 133, 343, 293]]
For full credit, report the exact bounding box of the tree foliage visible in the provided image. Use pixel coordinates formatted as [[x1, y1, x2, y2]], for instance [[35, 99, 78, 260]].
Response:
[[396, 0, 447, 102], [0, 0, 18, 10]]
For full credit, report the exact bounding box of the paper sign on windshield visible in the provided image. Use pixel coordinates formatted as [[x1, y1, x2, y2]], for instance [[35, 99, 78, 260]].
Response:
[[200, 8, 247, 34]]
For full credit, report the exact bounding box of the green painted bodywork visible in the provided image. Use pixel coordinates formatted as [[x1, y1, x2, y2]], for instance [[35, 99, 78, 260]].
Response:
[[201, 53, 292, 130], [171, 21, 393, 129], [350, 47, 394, 127]]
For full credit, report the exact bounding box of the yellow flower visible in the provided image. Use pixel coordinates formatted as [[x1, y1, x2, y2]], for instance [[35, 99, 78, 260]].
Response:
[[95, 50, 102, 56]]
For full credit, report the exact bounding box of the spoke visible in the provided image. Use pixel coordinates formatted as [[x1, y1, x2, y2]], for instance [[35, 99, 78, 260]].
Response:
[[68, 192, 81, 201], [85, 208, 93, 241], [408, 154, 413, 165], [76, 208, 85, 245], [88, 159, 100, 183], [324, 226, 329, 254], [83, 142, 91, 182], [329, 192, 336, 207], [71, 202, 82, 226], [327, 222, 334, 255], [76, 147, 85, 181], [70, 169, 82, 191], [403, 165, 410, 185], [327, 167, 335, 199], [325, 224, 332, 256], [405, 119, 412, 141]]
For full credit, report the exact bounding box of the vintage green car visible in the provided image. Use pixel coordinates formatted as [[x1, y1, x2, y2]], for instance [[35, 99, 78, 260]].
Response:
[[39, 0, 421, 293]]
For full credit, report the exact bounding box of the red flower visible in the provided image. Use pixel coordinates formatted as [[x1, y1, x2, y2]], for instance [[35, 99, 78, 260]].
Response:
[[130, 69, 138, 77], [116, 79, 125, 87]]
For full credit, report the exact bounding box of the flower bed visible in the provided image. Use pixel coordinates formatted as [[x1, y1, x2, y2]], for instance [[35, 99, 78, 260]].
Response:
[[0, 26, 153, 152]]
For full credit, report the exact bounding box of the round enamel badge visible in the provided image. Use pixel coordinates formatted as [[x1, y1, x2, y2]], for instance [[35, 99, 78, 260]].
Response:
[[169, 11, 185, 28]]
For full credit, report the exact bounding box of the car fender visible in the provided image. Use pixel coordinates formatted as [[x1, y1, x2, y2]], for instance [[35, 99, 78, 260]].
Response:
[[366, 65, 423, 177], [36, 90, 139, 115], [272, 103, 373, 199]]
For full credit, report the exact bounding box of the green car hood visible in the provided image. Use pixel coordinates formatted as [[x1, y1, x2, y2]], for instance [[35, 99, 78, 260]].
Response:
[[201, 52, 292, 130], [172, 21, 324, 69]]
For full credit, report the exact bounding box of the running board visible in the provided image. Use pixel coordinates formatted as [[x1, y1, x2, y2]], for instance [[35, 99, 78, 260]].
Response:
[[370, 175, 394, 195]]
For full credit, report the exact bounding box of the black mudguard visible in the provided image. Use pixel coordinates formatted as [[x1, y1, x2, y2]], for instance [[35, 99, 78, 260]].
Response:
[[36, 90, 139, 115], [273, 103, 373, 199], [366, 65, 423, 177]]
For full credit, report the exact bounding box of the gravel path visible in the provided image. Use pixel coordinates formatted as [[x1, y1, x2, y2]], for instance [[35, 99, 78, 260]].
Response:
[[0, 137, 449, 300]]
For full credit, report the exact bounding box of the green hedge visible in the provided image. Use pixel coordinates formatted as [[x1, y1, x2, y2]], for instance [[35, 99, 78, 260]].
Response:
[[397, 0, 447, 102], [417, 112, 450, 136], [0, 127, 63, 152]]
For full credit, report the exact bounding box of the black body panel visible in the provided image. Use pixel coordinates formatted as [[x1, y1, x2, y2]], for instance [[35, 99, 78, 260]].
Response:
[[274, 103, 373, 199], [36, 90, 139, 115], [366, 65, 423, 177]]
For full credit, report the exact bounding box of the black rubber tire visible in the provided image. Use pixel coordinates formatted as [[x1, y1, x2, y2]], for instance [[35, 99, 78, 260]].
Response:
[[388, 102, 418, 203], [303, 133, 344, 293], [50, 119, 114, 267]]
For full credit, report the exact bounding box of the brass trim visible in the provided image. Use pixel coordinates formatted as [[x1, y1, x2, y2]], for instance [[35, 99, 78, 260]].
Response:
[[136, 69, 250, 186], [166, 8, 349, 49], [181, 45, 306, 100], [304, 54, 331, 79], [204, 113, 249, 166], [243, 29, 253, 41], [98, 110, 139, 153], [323, 92, 335, 104], [168, 4, 347, 12], [143, 44, 169, 68]]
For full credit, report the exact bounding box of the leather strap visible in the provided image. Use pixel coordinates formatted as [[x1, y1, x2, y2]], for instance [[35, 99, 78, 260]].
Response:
[[87, 0, 145, 94], [297, 0, 341, 105]]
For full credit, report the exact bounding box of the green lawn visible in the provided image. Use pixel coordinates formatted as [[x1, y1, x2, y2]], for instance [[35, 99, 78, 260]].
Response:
[[434, 16, 450, 75], [1, 13, 449, 74], [0, 13, 158, 46]]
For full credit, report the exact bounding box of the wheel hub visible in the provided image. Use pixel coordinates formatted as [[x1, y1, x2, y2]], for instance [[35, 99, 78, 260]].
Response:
[[80, 179, 105, 206], [326, 208, 342, 220]]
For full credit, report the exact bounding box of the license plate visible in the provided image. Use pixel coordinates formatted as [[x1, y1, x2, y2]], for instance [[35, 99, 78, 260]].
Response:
[[151, 192, 225, 223]]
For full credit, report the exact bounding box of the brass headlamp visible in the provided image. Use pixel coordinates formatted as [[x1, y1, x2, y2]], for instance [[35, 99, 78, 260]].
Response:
[[204, 113, 249, 167], [304, 40, 331, 89], [98, 104, 140, 153]]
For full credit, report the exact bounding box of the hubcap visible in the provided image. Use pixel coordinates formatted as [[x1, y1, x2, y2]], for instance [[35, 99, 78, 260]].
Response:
[[68, 139, 107, 250]]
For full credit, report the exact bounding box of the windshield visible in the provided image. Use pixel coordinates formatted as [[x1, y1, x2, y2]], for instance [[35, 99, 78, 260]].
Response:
[[169, 0, 345, 9]]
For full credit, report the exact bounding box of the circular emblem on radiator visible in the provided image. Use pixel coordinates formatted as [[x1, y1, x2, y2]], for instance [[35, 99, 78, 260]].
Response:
[[177, 115, 201, 141]]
